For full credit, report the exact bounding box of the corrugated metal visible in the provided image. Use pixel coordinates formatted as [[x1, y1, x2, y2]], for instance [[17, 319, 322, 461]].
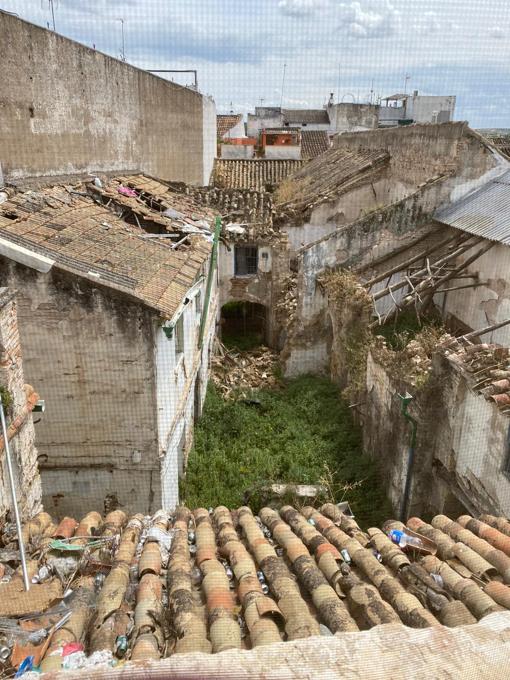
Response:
[[435, 169, 510, 245]]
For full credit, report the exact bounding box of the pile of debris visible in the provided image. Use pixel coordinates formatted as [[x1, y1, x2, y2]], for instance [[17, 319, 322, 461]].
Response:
[[275, 274, 297, 331], [211, 342, 279, 398], [448, 343, 510, 415], [372, 328, 454, 388]]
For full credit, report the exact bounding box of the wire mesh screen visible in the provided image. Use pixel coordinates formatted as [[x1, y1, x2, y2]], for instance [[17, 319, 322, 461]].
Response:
[[0, 0, 509, 677]]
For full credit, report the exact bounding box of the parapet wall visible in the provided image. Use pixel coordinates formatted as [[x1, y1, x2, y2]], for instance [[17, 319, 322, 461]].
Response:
[[0, 12, 215, 185]]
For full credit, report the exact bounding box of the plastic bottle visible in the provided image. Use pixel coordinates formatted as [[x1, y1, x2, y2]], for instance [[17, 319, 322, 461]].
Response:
[[389, 529, 424, 550]]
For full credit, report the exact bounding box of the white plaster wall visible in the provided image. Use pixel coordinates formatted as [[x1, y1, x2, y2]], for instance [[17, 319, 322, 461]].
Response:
[[222, 119, 246, 140], [408, 96, 456, 123], [156, 272, 218, 510], [438, 240, 510, 345], [247, 113, 283, 138], [265, 145, 301, 160], [221, 145, 254, 159]]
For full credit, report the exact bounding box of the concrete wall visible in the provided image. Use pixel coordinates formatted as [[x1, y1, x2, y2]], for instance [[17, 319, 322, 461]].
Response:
[[0, 13, 215, 185], [363, 351, 510, 518], [328, 103, 379, 133], [408, 95, 456, 123], [265, 145, 301, 160], [221, 145, 255, 159], [247, 112, 283, 138], [0, 261, 160, 518], [0, 288, 42, 523], [333, 122, 497, 194]]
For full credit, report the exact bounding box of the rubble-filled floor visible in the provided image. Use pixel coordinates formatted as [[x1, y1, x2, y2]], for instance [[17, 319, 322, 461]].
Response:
[[1, 506, 510, 676], [182, 375, 389, 525]]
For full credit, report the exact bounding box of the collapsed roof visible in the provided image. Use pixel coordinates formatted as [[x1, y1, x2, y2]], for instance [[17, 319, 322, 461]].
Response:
[[1, 504, 510, 676], [0, 177, 213, 319], [274, 147, 390, 217]]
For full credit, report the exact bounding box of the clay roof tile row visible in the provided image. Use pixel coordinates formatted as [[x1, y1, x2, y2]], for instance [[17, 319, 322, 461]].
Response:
[[1, 504, 509, 673]]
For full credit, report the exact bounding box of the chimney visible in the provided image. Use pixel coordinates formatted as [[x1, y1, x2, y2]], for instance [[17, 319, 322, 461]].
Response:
[[413, 90, 419, 97]]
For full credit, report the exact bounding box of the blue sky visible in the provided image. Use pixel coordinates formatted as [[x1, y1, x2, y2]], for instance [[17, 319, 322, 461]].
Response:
[[2, 0, 510, 127]]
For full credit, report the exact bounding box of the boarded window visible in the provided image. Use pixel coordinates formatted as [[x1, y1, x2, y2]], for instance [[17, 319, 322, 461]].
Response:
[[234, 246, 258, 276], [175, 315, 184, 358]]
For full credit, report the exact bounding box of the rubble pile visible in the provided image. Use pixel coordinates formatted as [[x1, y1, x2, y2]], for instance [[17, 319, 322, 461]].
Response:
[[0, 505, 509, 676], [275, 274, 297, 330], [448, 343, 510, 415], [372, 328, 454, 388], [211, 342, 279, 399]]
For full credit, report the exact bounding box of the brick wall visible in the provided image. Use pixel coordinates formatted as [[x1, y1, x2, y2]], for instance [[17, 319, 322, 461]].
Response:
[[0, 288, 41, 523]]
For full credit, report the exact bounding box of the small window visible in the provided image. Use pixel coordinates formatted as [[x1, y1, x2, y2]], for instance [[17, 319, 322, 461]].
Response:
[[175, 315, 184, 358], [234, 246, 258, 276]]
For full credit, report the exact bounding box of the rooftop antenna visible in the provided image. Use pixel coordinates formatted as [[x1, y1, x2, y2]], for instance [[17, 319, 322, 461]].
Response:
[[117, 18, 126, 61], [370, 79, 374, 105], [47, 0, 56, 30], [280, 63, 286, 109], [336, 62, 341, 103], [403, 73, 411, 96]]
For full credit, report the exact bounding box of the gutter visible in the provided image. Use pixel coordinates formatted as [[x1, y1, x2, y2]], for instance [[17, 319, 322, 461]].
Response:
[[398, 392, 418, 522]]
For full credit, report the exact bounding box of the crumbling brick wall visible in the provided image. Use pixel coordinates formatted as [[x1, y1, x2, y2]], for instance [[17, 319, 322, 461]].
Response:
[[0, 288, 42, 523]]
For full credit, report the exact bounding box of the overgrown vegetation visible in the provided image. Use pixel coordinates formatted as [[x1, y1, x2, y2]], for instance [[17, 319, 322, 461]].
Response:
[[376, 308, 444, 351], [0, 385, 13, 414], [181, 375, 391, 528]]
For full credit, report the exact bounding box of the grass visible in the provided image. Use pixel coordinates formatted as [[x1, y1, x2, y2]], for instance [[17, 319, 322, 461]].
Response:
[[221, 330, 263, 352], [181, 375, 391, 529]]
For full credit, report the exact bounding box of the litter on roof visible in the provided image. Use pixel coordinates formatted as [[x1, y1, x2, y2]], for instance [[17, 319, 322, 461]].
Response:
[[1, 504, 509, 675], [0, 180, 213, 319]]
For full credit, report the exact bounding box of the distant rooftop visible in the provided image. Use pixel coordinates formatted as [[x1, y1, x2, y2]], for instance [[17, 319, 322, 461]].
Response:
[[282, 109, 330, 125], [212, 159, 304, 192], [217, 114, 243, 138]]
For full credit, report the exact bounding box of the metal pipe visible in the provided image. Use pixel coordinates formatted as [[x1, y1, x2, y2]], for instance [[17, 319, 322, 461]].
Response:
[[398, 392, 418, 523], [0, 395, 30, 591], [198, 217, 221, 349]]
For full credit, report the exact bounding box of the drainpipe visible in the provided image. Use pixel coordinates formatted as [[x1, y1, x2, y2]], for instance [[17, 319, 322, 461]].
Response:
[[398, 392, 418, 522], [198, 216, 221, 350]]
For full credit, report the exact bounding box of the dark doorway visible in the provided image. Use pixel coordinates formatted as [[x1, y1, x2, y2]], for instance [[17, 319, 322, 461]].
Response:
[[221, 301, 266, 350]]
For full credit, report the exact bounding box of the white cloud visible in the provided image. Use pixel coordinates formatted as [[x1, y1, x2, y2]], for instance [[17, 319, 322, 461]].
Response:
[[488, 26, 505, 40], [278, 0, 329, 17], [337, 1, 400, 38]]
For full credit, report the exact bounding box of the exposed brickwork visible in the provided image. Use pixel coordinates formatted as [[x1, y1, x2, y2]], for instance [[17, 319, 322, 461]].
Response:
[[0, 288, 42, 523]]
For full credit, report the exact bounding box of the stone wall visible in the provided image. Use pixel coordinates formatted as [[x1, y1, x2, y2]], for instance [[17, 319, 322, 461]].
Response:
[[363, 349, 510, 518], [333, 122, 497, 192], [0, 261, 160, 518], [328, 103, 379, 133], [0, 13, 215, 185], [0, 288, 42, 523], [283, 179, 447, 376]]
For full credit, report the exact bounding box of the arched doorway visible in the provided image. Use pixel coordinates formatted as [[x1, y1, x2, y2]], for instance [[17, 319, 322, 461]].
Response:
[[220, 301, 267, 350]]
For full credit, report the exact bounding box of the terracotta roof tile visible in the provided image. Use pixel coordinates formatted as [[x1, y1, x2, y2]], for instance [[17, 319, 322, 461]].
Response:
[[0, 180, 213, 319], [300, 130, 331, 159], [217, 114, 243, 139], [212, 159, 304, 191], [2, 504, 509, 671]]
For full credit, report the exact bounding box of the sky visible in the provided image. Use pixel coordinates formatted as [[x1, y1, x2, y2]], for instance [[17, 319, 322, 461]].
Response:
[[2, 0, 510, 127]]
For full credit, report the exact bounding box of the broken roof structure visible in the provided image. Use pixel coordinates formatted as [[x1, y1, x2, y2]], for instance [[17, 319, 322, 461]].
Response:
[[0, 178, 213, 319], [275, 147, 390, 218], [212, 159, 304, 192], [1, 503, 510, 676]]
